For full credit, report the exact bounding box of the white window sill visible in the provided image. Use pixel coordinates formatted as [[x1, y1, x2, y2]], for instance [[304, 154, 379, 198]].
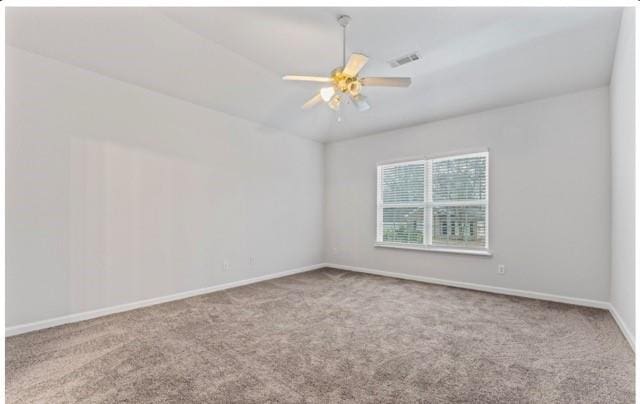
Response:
[[374, 242, 492, 256]]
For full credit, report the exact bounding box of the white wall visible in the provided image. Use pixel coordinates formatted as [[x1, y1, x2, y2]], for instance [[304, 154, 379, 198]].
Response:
[[5, 32, 629, 333], [610, 8, 635, 340], [325, 87, 611, 302], [6, 46, 324, 327]]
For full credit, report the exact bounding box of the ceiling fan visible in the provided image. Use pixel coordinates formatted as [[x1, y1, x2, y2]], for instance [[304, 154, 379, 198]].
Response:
[[283, 15, 411, 114]]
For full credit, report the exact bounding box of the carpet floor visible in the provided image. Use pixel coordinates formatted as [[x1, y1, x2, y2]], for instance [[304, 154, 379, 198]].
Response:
[[6, 268, 635, 403]]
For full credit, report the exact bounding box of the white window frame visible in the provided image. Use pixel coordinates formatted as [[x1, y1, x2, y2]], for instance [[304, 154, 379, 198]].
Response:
[[375, 150, 491, 256], [376, 159, 427, 245]]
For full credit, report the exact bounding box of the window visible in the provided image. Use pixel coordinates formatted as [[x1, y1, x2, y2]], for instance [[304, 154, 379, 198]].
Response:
[[376, 151, 489, 254], [377, 161, 426, 245]]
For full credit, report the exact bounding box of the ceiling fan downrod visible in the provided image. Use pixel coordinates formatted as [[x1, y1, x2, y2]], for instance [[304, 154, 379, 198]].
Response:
[[337, 15, 351, 68]]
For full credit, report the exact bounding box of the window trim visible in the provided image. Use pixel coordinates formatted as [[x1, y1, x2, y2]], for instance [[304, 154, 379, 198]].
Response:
[[374, 242, 493, 256], [376, 149, 490, 255]]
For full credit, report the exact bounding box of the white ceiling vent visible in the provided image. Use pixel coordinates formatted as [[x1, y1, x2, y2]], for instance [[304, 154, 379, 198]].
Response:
[[388, 52, 421, 68]]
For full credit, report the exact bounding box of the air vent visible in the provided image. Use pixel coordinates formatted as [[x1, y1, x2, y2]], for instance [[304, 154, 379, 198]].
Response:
[[388, 52, 421, 68]]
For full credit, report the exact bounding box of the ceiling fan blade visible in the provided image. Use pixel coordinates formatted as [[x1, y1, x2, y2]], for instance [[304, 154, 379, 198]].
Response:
[[302, 93, 323, 109], [283, 75, 332, 83], [361, 77, 411, 87], [351, 94, 370, 112], [342, 53, 369, 77]]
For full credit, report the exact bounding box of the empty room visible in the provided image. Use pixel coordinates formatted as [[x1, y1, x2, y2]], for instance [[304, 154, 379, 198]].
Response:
[[4, 3, 637, 403]]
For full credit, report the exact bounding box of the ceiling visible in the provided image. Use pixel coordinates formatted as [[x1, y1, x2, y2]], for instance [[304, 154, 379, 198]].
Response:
[[7, 7, 622, 142]]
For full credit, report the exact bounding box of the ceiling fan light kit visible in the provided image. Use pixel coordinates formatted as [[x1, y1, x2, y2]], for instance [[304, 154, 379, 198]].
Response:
[[328, 95, 342, 111], [320, 86, 336, 102], [352, 94, 370, 112], [283, 15, 412, 117]]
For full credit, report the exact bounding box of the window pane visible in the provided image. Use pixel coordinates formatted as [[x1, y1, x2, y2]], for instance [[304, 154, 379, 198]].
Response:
[[432, 156, 486, 201], [432, 205, 486, 248], [382, 207, 424, 244], [382, 163, 424, 203]]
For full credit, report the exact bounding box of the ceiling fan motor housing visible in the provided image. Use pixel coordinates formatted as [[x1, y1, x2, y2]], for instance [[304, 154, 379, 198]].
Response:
[[330, 68, 362, 96]]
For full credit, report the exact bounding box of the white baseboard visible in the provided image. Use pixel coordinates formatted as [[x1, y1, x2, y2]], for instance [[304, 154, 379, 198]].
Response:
[[327, 263, 638, 350], [326, 263, 610, 309], [6, 263, 325, 337], [9, 262, 634, 352], [608, 303, 635, 351]]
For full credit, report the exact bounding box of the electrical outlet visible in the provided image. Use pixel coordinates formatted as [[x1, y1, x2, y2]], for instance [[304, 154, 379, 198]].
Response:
[[498, 264, 505, 275], [223, 260, 230, 272], [249, 256, 255, 266]]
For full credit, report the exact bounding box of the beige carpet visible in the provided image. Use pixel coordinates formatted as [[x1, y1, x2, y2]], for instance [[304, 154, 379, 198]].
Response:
[[6, 268, 635, 403]]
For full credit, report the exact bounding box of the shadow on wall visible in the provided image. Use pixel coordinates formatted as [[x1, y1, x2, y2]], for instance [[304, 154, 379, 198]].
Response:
[[65, 132, 316, 316], [68, 137, 223, 314]]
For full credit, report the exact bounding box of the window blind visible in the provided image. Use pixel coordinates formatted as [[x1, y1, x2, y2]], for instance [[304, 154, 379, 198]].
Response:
[[377, 161, 425, 245], [428, 154, 488, 249], [377, 152, 489, 251]]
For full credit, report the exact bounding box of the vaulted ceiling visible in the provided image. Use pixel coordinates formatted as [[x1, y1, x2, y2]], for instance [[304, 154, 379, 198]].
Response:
[[7, 7, 622, 142]]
